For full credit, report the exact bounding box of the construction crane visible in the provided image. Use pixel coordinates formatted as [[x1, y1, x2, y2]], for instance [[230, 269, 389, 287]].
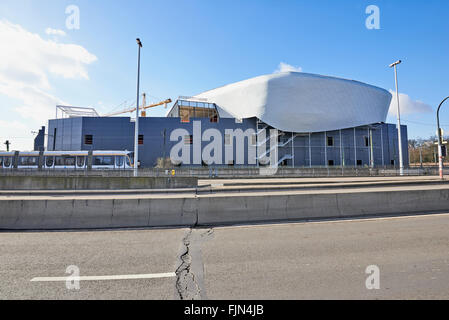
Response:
[[104, 93, 172, 117], [4, 140, 10, 152]]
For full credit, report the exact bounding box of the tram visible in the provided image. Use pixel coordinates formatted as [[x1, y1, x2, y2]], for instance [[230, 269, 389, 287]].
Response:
[[0, 150, 134, 170]]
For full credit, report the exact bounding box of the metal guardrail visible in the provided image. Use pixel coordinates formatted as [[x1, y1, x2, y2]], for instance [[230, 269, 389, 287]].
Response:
[[0, 166, 447, 178]]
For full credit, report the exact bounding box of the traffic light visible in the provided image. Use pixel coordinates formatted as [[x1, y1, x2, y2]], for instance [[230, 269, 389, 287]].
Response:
[[442, 145, 447, 158]]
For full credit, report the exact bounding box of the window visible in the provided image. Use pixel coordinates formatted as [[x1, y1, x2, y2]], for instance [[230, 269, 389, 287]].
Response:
[[391, 160, 395, 166], [225, 134, 231, 146], [93, 156, 102, 166], [327, 136, 334, 147], [180, 109, 190, 123], [328, 160, 335, 166], [84, 135, 93, 145], [93, 156, 115, 166], [0, 157, 3, 167], [210, 115, 218, 123], [55, 156, 64, 166], [19, 157, 38, 166], [102, 156, 114, 166], [138, 135, 144, 145], [364, 136, 370, 147], [46, 157, 54, 167], [357, 160, 363, 166], [64, 157, 76, 166], [185, 135, 193, 145]]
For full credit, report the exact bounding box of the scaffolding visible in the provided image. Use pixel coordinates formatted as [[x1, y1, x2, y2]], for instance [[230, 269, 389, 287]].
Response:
[[56, 105, 100, 119]]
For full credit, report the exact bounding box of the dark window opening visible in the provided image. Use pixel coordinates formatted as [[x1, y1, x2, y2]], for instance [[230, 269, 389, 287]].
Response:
[[210, 115, 218, 123], [328, 160, 335, 166], [185, 135, 193, 145], [53, 128, 57, 150], [327, 137, 334, 147], [391, 160, 395, 166], [357, 160, 363, 166], [364, 136, 370, 147], [138, 135, 144, 145], [84, 135, 93, 145]]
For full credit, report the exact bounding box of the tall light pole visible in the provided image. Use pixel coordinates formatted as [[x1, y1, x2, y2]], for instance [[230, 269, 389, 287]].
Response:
[[437, 96, 449, 180], [389, 60, 404, 176], [134, 38, 142, 177]]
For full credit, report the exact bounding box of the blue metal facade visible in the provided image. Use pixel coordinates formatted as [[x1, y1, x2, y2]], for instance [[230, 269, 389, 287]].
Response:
[[47, 116, 408, 168]]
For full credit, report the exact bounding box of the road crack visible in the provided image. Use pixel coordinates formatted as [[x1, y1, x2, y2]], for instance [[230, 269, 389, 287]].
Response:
[[175, 229, 201, 300]]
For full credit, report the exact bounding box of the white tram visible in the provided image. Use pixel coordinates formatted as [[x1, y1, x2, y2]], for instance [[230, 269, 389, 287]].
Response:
[[0, 151, 134, 170]]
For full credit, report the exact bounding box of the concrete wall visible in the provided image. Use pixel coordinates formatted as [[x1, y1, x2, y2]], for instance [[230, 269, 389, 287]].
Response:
[[1, 188, 449, 230], [0, 176, 198, 190]]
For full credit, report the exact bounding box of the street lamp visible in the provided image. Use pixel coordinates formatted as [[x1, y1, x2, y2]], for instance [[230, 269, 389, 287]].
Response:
[[389, 60, 404, 176], [437, 96, 449, 180], [134, 38, 143, 177]]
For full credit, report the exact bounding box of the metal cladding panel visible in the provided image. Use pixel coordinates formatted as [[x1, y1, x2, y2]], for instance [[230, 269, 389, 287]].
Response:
[[195, 72, 392, 133]]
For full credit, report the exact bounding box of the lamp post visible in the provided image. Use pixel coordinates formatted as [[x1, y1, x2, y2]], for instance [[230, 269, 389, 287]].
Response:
[[134, 38, 142, 177], [389, 60, 404, 175], [437, 96, 449, 180]]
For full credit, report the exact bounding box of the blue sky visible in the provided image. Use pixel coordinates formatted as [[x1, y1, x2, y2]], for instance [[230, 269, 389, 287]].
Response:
[[0, 0, 448, 150]]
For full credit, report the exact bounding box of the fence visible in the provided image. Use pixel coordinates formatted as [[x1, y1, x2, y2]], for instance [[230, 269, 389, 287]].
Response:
[[0, 166, 447, 178]]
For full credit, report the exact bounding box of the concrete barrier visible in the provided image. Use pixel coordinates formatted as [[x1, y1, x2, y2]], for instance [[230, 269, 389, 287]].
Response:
[[1, 188, 449, 230], [0, 176, 198, 190]]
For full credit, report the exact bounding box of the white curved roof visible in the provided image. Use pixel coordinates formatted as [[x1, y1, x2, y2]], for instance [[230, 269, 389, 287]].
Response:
[[195, 72, 392, 133]]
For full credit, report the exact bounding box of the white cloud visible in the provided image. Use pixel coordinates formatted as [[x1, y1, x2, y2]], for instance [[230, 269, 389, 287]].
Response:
[[274, 62, 303, 73], [0, 20, 97, 150], [388, 90, 433, 116], [45, 27, 66, 37]]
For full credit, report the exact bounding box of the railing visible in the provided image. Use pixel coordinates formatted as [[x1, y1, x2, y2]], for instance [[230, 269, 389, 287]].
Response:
[[0, 166, 447, 178]]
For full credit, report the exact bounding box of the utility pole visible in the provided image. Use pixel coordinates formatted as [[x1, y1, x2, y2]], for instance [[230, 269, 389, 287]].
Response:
[[437, 96, 449, 180], [389, 60, 404, 176], [134, 38, 143, 177]]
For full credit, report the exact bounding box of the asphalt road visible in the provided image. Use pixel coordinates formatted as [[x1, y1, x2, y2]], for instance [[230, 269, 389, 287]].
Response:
[[1, 213, 449, 299]]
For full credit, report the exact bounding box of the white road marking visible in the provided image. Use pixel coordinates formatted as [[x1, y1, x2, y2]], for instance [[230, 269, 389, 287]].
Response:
[[31, 272, 176, 282]]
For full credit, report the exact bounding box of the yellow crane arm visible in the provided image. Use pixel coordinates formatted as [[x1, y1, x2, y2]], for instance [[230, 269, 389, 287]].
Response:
[[142, 99, 172, 110], [104, 98, 172, 117]]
